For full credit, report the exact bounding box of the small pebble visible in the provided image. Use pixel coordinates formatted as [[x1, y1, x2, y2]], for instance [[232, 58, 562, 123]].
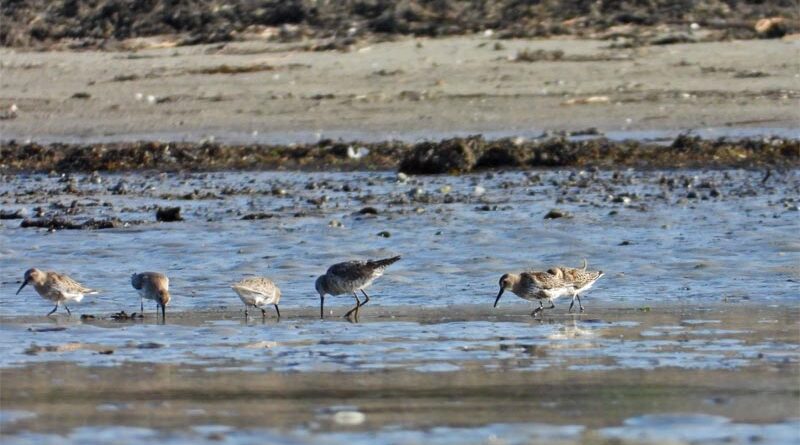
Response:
[[333, 411, 366, 426], [544, 209, 570, 219]]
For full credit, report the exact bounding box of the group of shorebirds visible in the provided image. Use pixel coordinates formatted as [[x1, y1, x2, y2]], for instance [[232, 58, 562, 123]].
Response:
[[16, 256, 603, 321]]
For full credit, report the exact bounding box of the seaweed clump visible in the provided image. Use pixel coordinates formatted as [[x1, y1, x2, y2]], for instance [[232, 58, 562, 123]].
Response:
[[1, 135, 797, 174]]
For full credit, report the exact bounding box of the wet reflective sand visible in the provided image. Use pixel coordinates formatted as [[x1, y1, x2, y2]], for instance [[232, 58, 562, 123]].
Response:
[[1, 304, 798, 444]]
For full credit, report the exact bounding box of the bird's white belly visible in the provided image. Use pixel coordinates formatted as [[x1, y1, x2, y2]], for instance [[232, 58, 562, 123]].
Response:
[[39, 287, 82, 303], [138, 290, 159, 302], [542, 287, 572, 300], [61, 292, 84, 302], [574, 281, 596, 295], [234, 288, 277, 306], [516, 285, 571, 301]]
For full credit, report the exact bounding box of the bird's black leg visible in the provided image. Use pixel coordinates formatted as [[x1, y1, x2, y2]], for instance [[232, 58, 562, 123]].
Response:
[[260, 307, 267, 319], [547, 300, 555, 309], [320, 296, 325, 319], [47, 304, 58, 317], [568, 292, 576, 313], [244, 304, 248, 319], [274, 304, 281, 319], [64, 305, 72, 316], [344, 292, 361, 318], [140, 297, 144, 314], [531, 301, 544, 318], [359, 290, 371, 308], [577, 294, 585, 312]]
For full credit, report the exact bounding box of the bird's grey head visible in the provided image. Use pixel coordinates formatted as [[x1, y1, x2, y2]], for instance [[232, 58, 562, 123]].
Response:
[[495, 273, 519, 308], [18, 268, 44, 295], [131, 273, 141, 289], [314, 275, 327, 297], [159, 288, 171, 306], [498, 273, 515, 291]]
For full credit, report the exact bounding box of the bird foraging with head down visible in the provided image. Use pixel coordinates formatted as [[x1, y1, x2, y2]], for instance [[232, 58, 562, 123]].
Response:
[[315, 255, 401, 319]]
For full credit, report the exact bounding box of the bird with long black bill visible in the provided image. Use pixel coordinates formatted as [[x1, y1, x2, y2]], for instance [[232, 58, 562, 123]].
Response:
[[315, 256, 401, 320], [17, 268, 97, 316]]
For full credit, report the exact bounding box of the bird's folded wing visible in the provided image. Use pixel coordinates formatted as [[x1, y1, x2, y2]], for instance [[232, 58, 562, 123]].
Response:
[[327, 261, 372, 281], [51, 273, 94, 294], [526, 271, 568, 290]]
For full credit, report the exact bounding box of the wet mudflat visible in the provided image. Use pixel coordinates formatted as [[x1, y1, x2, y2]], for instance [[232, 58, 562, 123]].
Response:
[[0, 305, 798, 444], [0, 167, 798, 444]]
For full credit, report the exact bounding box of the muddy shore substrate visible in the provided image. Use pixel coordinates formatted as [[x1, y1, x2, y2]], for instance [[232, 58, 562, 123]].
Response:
[[2, 135, 798, 173]]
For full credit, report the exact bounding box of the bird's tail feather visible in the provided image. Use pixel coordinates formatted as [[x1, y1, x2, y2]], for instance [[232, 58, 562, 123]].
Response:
[[372, 255, 401, 268]]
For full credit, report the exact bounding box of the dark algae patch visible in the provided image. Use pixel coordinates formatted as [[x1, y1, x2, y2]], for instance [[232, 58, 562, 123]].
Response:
[[1, 0, 797, 49], [20, 216, 126, 230], [1, 135, 797, 173], [399, 137, 479, 174]]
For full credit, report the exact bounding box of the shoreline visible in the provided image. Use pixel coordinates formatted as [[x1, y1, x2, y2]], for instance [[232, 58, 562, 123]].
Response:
[[1, 300, 794, 324]]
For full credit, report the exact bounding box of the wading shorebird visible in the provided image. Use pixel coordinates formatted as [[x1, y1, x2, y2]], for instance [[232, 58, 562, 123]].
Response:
[[231, 276, 281, 320], [131, 272, 170, 320], [16, 268, 97, 316], [547, 259, 604, 313], [315, 255, 401, 319], [494, 270, 574, 317]]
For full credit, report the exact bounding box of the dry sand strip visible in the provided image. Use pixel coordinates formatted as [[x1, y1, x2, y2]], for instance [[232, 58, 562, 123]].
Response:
[[1, 37, 799, 144]]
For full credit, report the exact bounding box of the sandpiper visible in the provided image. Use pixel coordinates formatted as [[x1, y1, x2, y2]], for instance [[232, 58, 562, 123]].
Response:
[[494, 270, 573, 317], [315, 255, 401, 319], [231, 276, 281, 319], [16, 268, 97, 316], [547, 259, 604, 313], [131, 272, 170, 320]]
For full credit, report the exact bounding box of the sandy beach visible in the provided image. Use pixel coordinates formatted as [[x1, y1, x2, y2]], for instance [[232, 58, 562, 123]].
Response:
[[1, 37, 798, 144]]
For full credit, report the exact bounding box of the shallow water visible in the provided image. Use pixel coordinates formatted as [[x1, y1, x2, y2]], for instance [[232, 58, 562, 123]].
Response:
[[1, 305, 798, 444], [1, 306, 798, 373], [1, 169, 798, 315], [1, 168, 798, 444], [3, 418, 799, 445]]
